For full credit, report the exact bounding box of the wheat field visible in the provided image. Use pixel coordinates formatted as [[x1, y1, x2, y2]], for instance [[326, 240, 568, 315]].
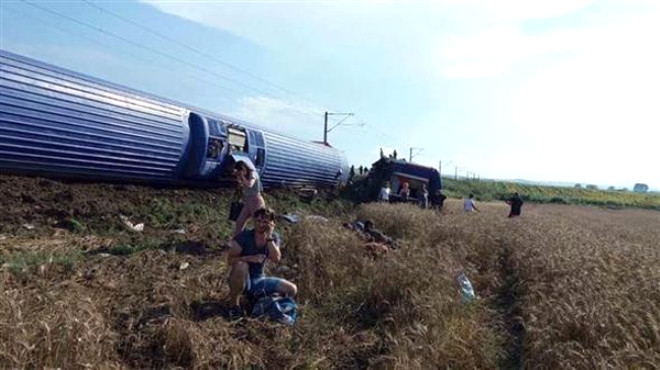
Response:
[[0, 177, 658, 369]]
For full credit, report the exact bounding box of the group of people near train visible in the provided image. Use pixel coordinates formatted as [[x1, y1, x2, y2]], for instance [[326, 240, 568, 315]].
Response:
[[225, 162, 524, 321], [378, 180, 524, 217]]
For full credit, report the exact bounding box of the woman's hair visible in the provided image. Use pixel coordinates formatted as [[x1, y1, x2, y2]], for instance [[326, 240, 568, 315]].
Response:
[[253, 207, 276, 220], [234, 161, 252, 174]]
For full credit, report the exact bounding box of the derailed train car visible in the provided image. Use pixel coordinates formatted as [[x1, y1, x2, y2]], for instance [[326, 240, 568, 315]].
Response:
[[0, 50, 349, 188]]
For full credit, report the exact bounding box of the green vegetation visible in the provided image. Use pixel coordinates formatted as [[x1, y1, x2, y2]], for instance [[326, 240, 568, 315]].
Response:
[[5, 250, 83, 275], [441, 178, 660, 210]]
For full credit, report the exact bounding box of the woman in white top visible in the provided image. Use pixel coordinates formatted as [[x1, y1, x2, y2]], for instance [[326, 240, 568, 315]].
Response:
[[233, 161, 266, 237], [379, 182, 391, 202], [464, 193, 479, 212]]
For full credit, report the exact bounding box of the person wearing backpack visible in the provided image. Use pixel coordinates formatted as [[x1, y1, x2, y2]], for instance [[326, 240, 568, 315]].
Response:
[[227, 207, 297, 319]]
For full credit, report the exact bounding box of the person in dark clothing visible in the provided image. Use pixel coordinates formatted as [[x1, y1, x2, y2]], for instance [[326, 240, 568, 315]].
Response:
[[506, 192, 524, 217], [436, 190, 447, 210]]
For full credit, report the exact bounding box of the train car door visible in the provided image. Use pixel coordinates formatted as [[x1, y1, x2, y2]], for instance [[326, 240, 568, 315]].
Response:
[[249, 131, 266, 177]]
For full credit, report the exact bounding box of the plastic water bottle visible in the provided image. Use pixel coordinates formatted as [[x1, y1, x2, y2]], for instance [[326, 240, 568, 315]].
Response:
[[457, 272, 476, 303]]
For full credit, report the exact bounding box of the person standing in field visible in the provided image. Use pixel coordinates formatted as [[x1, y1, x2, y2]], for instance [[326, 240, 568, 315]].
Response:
[[233, 161, 265, 237], [464, 193, 479, 213], [506, 192, 524, 217], [398, 181, 410, 201], [436, 189, 447, 210], [379, 181, 391, 202], [419, 183, 429, 209]]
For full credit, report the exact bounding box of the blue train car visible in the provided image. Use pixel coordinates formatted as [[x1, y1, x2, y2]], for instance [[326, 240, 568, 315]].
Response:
[[0, 49, 348, 188]]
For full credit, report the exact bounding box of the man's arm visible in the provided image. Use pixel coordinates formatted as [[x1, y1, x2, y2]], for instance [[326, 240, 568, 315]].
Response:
[[227, 240, 243, 266], [227, 240, 265, 265], [266, 235, 281, 262]]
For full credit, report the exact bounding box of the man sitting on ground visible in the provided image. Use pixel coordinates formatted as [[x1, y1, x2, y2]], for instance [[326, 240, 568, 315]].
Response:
[[227, 207, 297, 318]]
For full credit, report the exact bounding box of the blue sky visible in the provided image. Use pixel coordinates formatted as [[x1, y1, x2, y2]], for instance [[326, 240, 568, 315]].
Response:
[[1, 0, 658, 189]]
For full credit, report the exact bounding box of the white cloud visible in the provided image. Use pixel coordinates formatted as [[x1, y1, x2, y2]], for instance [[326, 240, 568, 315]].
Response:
[[140, 0, 604, 81], [141, 0, 660, 185], [446, 0, 596, 20]]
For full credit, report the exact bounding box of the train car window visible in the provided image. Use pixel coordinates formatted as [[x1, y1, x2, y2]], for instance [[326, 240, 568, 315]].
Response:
[[207, 119, 219, 136], [255, 148, 265, 167], [206, 138, 222, 159], [227, 127, 247, 152], [252, 131, 265, 147]]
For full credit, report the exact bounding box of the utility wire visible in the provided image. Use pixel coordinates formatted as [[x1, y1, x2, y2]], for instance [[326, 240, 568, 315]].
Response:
[[22, 0, 341, 124], [20, 0, 285, 99], [81, 0, 328, 114], [3, 4, 244, 102], [10, 1, 368, 134]]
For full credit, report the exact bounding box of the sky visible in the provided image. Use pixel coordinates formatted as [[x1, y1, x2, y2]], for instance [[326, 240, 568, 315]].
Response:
[[1, 0, 659, 189]]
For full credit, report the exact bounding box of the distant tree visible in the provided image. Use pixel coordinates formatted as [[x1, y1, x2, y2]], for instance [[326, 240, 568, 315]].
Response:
[[574, 184, 583, 189], [633, 183, 649, 193], [621, 187, 629, 192], [586, 184, 598, 190], [358, 166, 364, 175], [393, 150, 398, 159], [349, 165, 355, 180], [607, 186, 615, 191]]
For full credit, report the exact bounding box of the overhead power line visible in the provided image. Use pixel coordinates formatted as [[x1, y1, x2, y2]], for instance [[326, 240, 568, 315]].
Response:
[[21, 0, 285, 99], [81, 0, 327, 113], [10, 1, 380, 142], [3, 4, 242, 100], [19, 0, 347, 123]]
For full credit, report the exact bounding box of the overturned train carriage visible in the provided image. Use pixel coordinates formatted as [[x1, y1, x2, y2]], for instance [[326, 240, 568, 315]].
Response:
[[0, 50, 349, 188]]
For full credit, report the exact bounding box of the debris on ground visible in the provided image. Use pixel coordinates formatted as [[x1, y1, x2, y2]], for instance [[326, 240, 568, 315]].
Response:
[[280, 213, 300, 224], [304, 215, 329, 223], [456, 271, 476, 303], [119, 215, 144, 232]]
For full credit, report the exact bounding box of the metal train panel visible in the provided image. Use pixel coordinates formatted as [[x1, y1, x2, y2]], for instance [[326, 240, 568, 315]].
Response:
[[0, 50, 189, 182], [0, 49, 349, 189], [260, 131, 344, 188]]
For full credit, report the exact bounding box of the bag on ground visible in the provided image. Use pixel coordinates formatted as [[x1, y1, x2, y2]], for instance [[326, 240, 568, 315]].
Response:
[[251, 295, 298, 326]]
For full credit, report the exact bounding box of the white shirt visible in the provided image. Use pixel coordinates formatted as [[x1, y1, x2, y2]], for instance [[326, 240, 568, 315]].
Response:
[[379, 187, 391, 201], [464, 198, 476, 212]]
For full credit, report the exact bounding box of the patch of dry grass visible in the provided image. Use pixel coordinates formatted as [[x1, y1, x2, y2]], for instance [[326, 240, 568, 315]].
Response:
[[1, 180, 659, 369]]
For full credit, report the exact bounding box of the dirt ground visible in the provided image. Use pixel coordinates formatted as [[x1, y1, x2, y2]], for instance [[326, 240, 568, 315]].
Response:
[[0, 174, 317, 368]]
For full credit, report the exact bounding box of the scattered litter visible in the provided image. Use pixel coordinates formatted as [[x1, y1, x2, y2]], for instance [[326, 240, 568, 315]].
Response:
[[119, 215, 144, 232], [172, 227, 186, 235], [98, 253, 111, 258], [179, 262, 189, 270], [456, 271, 476, 303], [305, 215, 329, 223], [280, 213, 300, 224], [22, 223, 35, 230], [0, 234, 6, 241]]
